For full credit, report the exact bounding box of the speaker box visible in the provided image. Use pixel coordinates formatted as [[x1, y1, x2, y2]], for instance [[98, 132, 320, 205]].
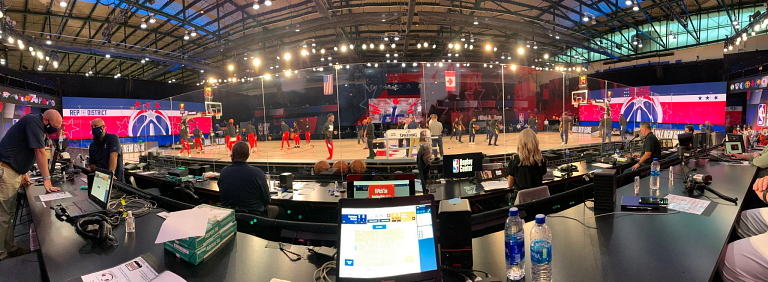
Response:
[[593, 168, 618, 210], [187, 166, 203, 176], [438, 199, 473, 269]]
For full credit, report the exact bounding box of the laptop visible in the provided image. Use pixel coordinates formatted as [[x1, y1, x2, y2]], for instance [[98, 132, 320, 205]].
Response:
[[337, 194, 441, 282], [63, 168, 114, 218]]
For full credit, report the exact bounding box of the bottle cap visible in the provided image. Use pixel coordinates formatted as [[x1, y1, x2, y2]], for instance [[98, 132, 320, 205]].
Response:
[[508, 207, 518, 217], [653, 158, 658, 161], [535, 214, 545, 224], [127, 211, 133, 217]]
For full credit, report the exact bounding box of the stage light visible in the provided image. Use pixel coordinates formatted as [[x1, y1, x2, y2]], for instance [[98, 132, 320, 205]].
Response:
[[401, 63, 406, 67], [105, 54, 110, 58], [417, 43, 422, 48], [544, 53, 549, 59], [449, 43, 454, 48], [455, 53, 459, 57], [140, 20, 147, 29], [284, 52, 291, 60], [59, 0, 66, 7], [426, 63, 431, 67], [345, 65, 349, 69], [384, 37, 389, 41], [391, 43, 396, 48], [724, 47, 728, 52], [423, 41, 428, 47], [369, 43, 374, 49], [484, 64, 487, 67], [301, 49, 308, 56], [374, 63, 378, 67], [386, 59, 390, 63], [334, 46, 338, 51], [474, 21, 478, 25], [45, 56, 50, 61], [264, 74, 271, 80], [469, 45, 473, 50], [394, 59, 397, 63], [253, 58, 261, 66], [394, 53, 398, 57], [413, 62, 417, 67], [228, 64, 234, 71], [362, 44, 367, 50], [432, 44, 436, 49], [456, 63, 460, 67], [265, 0, 272, 6], [190, 29, 197, 37], [494, 47, 497, 51], [253, 2, 259, 9], [52, 61, 58, 68], [349, 44, 354, 49], [0, 11, 3, 18], [7, 36, 13, 44], [367, 63, 371, 66], [633, 2, 639, 11], [17, 40, 23, 50], [320, 48, 326, 54], [284, 70, 291, 77], [379, 44, 385, 50], [583, 13, 589, 22], [517, 47, 524, 55], [511, 64, 516, 70], [742, 32, 747, 39], [485, 44, 491, 51], [394, 36, 400, 41], [454, 44, 460, 50], [386, 53, 390, 57], [28, 47, 33, 52], [438, 62, 443, 67], [448, 53, 452, 57]]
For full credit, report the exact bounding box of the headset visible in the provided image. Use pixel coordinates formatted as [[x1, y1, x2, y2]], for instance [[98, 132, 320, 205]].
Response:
[[75, 214, 117, 245]]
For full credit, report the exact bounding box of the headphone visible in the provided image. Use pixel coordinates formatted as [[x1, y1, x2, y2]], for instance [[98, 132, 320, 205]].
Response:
[[75, 214, 116, 244]]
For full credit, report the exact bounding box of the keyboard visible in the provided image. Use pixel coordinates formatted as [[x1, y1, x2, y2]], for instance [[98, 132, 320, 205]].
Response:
[[73, 199, 99, 213], [709, 152, 739, 163]]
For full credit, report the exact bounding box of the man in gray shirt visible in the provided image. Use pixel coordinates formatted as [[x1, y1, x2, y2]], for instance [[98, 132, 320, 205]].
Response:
[[705, 121, 714, 146], [602, 113, 612, 143], [560, 112, 572, 146], [428, 114, 444, 158], [619, 114, 628, 141]]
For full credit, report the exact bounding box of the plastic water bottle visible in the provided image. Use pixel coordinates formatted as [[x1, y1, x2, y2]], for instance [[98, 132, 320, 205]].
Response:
[[634, 176, 640, 195], [530, 214, 552, 282], [565, 149, 570, 160], [505, 207, 525, 281], [615, 148, 620, 158], [126, 211, 135, 233], [650, 158, 660, 191]]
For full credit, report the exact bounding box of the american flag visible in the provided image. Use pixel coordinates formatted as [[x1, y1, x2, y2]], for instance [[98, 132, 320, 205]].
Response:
[[323, 74, 333, 95]]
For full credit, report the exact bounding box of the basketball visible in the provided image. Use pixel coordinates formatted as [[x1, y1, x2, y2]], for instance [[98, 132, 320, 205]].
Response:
[[332, 160, 349, 175], [314, 160, 330, 174], [349, 160, 366, 174]]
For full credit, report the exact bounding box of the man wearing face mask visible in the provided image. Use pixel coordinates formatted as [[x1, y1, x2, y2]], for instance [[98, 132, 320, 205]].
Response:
[[88, 118, 124, 182], [0, 109, 61, 260]]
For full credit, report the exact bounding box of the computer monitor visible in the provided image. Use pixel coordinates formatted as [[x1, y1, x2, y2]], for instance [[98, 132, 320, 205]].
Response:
[[726, 133, 744, 143], [346, 174, 416, 199], [49, 147, 59, 175], [601, 142, 615, 155], [90, 168, 114, 207], [337, 194, 440, 282], [725, 141, 744, 154], [443, 152, 484, 179], [693, 133, 707, 150]]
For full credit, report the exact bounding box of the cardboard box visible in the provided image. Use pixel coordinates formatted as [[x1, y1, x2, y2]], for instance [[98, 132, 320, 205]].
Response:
[[172, 205, 235, 250], [164, 221, 237, 265]]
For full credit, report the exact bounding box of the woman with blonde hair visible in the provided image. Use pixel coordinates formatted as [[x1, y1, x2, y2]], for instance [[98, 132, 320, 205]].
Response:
[[507, 128, 547, 191]]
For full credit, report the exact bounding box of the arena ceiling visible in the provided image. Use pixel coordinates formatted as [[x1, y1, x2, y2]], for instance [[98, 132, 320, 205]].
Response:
[[0, 0, 765, 85]]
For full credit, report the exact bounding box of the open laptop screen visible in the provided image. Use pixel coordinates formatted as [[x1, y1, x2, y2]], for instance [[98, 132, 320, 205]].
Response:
[[91, 170, 112, 204], [338, 198, 439, 280]]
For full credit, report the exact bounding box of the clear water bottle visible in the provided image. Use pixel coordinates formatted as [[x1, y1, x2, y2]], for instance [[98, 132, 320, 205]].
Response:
[[530, 214, 552, 282], [634, 176, 640, 195], [505, 207, 525, 281], [126, 211, 135, 233], [650, 158, 660, 190]]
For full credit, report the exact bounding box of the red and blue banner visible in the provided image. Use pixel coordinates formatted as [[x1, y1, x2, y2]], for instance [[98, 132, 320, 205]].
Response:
[[63, 97, 211, 143]]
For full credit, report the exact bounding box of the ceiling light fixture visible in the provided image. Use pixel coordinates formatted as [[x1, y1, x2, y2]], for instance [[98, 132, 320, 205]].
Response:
[[265, 0, 272, 6]]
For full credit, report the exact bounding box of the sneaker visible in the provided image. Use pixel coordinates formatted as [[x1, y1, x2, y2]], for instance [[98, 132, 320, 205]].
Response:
[[187, 154, 191, 157], [177, 153, 181, 157], [367, 156, 375, 160], [561, 142, 565, 146]]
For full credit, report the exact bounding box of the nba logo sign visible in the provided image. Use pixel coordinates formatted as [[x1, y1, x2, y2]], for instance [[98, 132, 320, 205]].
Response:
[[452, 159, 460, 173], [759, 104, 766, 126]]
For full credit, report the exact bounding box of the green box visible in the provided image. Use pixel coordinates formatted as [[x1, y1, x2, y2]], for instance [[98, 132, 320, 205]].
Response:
[[164, 221, 237, 265], [172, 205, 235, 250]]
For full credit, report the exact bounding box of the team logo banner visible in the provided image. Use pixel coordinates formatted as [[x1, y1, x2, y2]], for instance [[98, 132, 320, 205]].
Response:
[[368, 98, 422, 123], [759, 104, 766, 126], [63, 97, 212, 140]]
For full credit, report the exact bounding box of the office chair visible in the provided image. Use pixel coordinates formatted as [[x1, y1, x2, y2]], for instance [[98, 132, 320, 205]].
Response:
[[514, 186, 551, 205]]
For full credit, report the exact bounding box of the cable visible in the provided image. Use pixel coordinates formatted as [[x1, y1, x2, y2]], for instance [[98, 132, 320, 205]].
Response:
[[278, 242, 303, 262], [314, 260, 336, 282], [549, 203, 681, 229]]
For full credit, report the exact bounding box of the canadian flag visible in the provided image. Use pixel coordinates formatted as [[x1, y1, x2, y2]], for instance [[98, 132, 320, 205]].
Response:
[[445, 71, 456, 91]]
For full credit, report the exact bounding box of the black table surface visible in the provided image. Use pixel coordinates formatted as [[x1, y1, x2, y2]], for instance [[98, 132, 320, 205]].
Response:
[[472, 159, 757, 281], [26, 177, 326, 282]]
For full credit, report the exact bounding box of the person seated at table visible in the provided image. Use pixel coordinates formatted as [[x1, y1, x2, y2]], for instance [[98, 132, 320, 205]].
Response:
[[507, 129, 547, 197], [728, 144, 768, 168], [684, 125, 694, 133], [720, 176, 768, 281], [218, 141, 270, 216], [89, 118, 124, 182], [625, 121, 661, 173]]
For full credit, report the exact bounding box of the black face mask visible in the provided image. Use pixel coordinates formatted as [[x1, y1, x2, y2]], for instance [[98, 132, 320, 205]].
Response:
[[44, 121, 59, 134], [92, 127, 104, 141]]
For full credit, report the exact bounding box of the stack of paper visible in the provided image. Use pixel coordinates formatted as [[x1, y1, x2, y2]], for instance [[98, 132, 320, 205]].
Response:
[[158, 204, 237, 265]]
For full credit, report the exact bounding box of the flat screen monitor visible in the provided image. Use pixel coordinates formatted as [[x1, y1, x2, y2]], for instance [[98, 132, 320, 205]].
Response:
[[337, 195, 440, 282], [90, 168, 114, 206], [49, 147, 58, 175], [693, 133, 707, 150], [442, 152, 484, 179], [726, 133, 744, 143], [346, 174, 416, 199], [725, 141, 744, 154], [602, 142, 615, 155]]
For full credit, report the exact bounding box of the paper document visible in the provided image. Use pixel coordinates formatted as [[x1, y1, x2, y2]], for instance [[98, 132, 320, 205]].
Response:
[[78, 255, 159, 282], [592, 163, 613, 168], [154, 207, 209, 243], [151, 271, 186, 282], [482, 181, 509, 191], [725, 161, 751, 166], [665, 194, 711, 215], [39, 191, 73, 202]]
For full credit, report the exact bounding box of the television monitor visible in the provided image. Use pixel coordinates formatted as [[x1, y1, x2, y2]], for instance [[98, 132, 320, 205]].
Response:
[[346, 174, 416, 199], [693, 133, 707, 150], [660, 138, 674, 149], [337, 194, 440, 282], [49, 147, 59, 175], [726, 133, 744, 143], [443, 152, 484, 179], [601, 142, 615, 155]]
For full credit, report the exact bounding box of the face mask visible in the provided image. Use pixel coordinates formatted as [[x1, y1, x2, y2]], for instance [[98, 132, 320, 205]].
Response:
[[92, 127, 104, 140], [44, 121, 58, 134]]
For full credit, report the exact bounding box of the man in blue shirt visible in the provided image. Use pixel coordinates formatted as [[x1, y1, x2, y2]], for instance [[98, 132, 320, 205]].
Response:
[[89, 118, 124, 182], [0, 110, 62, 260], [218, 142, 270, 216]]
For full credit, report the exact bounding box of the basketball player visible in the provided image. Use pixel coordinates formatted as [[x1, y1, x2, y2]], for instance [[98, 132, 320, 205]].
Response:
[[178, 123, 192, 157], [193, 124, 204, 154], [293, 121, 301, 148], [246, 121, 256, 152], [324, 114, 337, 159], [488, 116, 500, 146], [280, 120, 291, 150], [468, 116, 478, 144], [226, 119, 237, 152], [305, 118, 311, 144], [236, 124, 242, 142]]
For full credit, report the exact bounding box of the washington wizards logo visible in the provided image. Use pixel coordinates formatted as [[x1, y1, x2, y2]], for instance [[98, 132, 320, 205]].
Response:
[[620, 96, 663, 123], [128, 109, 171, 137]]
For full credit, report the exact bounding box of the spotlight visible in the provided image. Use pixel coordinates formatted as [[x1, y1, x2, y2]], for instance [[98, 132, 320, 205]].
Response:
[[417, 43, 422, 48], [284, 52, 291, 60], [228, 64, 234, 71], [253, 3, 259, 9], [517, 47, 524, 55], [284, 70, 291, 77], [625, 0, 631, 4], [52, 61, 58, 68], [401, 63, 405, 67], [253, 58, 260, 66], [391, 43, 396, 48], [394, 53, 398, 57], [379, 44, 385, 50], [265, 0, 272, 6], [312, 48, 317, 53], [321, 48, 326, 54], [432, 44, 436, 49], [485, 44, 491, 50], [7, 36, 13, 44], [140, 20, 147, 29], [454, 44, 460, 50], [729, 45, 733, 50], [190, 29, 197, 37], [59, 0, 67, 7], [449, 43, 454, 48], [362, 44, 367, 50], [386, 53, 390, 57], [394, 36, 400, 41], [544, 53, 549, 59], [469, 45, 473, 50], [438, 62, 443, 67], [148, 14, 156, 23], [184, 32, 190, 40], [583, 13, 589, 22], [374, 63, 378, 67], [494, 47, 497, 51], [413, 62, 417, 66], [473, 21, 478, 25], [369, 43, 374, 48], [511, 64, 516, 70], [17, 40, 23, 49], [633, 2, 639, 11], [334, 46, 338, 51]]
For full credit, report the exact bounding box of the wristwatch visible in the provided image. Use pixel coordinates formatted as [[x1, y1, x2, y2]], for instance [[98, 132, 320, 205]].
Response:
[[42, 175, 51, 181]]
